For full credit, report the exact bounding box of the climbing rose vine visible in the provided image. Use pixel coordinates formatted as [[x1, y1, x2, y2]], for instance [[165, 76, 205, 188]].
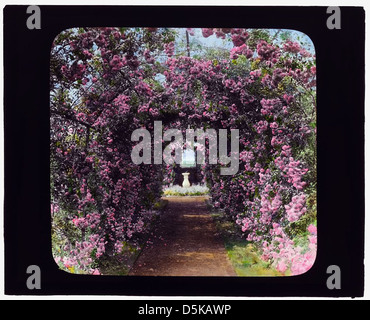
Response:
[[50, 27, 316, 275]]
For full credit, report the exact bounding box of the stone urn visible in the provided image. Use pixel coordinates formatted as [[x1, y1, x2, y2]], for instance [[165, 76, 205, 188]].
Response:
[[182, 172, 190, 188]]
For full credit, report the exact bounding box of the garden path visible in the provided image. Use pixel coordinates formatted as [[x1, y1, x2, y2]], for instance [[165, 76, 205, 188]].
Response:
[[128, 196, 236, 276]]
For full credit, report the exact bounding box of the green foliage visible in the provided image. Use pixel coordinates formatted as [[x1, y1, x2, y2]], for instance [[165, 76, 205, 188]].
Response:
[[247, 29, 271, 49], [153, 199, 169, 210], [211, 211, 283, 276]]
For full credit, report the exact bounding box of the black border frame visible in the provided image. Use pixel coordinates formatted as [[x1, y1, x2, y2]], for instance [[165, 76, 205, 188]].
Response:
[[3, 5, 365, 297]]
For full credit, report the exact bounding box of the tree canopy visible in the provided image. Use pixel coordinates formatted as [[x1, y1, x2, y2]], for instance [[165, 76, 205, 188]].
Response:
[[50, 27, 316, 276]]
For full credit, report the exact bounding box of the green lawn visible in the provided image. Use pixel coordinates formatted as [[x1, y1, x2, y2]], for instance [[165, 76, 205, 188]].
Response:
[[211, 212, 282, 277]]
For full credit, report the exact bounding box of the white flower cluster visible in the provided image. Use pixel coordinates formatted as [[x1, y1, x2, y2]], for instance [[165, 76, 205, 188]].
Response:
[[162, 184, 209, 196]]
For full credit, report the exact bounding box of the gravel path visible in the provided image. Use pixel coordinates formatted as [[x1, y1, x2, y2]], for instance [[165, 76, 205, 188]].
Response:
[[129, 196, 236, 276]]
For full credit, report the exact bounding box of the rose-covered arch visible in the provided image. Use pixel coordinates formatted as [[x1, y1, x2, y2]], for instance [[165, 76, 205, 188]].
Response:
[[50, 27, 316, 275]]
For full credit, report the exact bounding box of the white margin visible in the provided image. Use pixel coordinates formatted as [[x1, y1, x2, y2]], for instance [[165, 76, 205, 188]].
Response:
[[0, 0, 368, 301]]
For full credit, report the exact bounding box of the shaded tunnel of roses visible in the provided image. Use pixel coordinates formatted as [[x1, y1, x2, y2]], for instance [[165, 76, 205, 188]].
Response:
[[50, 27, 317, 275]]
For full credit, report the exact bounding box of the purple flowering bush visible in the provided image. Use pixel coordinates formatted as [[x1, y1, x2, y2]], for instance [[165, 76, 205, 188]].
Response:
[[50, 27, 316, 275]]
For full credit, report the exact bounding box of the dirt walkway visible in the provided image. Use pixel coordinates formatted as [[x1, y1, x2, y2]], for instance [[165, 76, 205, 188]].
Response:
[[129, 196, 236, 276]]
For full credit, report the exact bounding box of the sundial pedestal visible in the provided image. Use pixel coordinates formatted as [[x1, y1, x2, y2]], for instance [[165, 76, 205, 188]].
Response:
[[182, 172, 190, 188]]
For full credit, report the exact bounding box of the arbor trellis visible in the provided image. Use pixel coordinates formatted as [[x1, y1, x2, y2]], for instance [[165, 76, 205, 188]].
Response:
[[50, 27, 317, 276]]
